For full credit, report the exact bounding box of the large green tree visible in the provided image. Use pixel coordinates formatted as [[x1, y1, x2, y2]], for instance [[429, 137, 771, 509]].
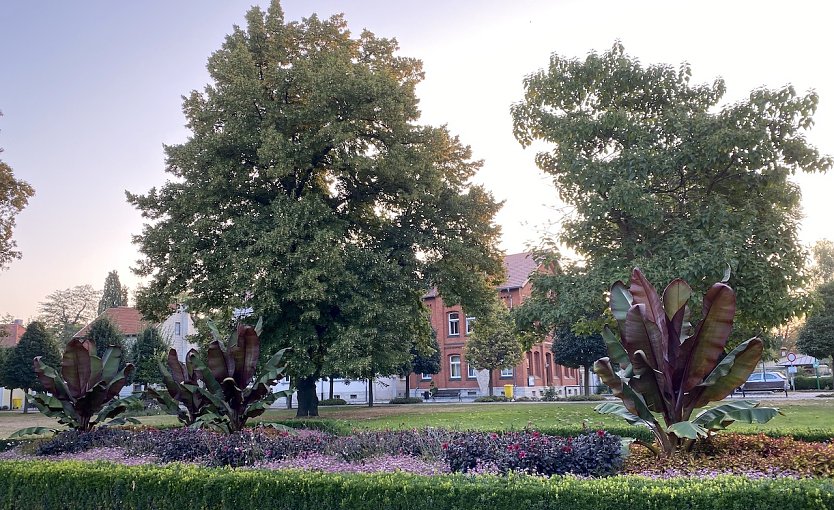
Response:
[[0, 112, 35, 270], [98, 270, 129, 314], [2, 321, 59, 413], [511, 43, 831, 339], [38, 285, 101, 344], [128, 2, 502, 417], [551, 325, 607, 396], [86, 316, 125, 361], [797, 281, 834, 388], [129, 326, 167, 388], [465, 300, 523, 396], [399, 334, 441, 398]]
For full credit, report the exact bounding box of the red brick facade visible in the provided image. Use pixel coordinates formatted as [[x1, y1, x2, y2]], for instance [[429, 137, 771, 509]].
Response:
[[410, 253, 581, 398]]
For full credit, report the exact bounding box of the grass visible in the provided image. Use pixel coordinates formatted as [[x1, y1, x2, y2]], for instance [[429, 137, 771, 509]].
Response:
[[1, 398, 831, 438]]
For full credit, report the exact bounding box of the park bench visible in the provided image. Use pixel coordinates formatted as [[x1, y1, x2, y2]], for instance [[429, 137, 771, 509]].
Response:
[[427, 389, 462, 401], [740, 380, 788, 398]]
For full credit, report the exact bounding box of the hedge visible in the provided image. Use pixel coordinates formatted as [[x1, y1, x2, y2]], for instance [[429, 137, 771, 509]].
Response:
[[0, 461, 832, 510], [795, 376, 833, 391]]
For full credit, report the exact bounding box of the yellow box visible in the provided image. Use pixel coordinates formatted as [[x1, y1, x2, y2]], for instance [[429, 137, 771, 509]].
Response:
[[503, 385, 513, 399]]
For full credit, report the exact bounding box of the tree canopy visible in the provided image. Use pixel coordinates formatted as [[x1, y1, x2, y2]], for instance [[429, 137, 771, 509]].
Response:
[[98, 270, 129, 314], [551, 325, 607, 395], [86, 316, 125, 360], [128, 1, 502, 416], [465, 300, 523, 396], [511, 43, 831, 339], [2, 321, 59, 411], [797, 280, 834, 387], [38, 285, 101, 344], [0, 112, 35, 270], [130, 326, 167, 387]]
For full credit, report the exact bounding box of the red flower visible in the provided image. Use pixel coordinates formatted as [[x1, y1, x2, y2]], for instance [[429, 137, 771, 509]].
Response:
[[532, 431, 541, 438], [441, 442, 448, 450], [518, 451, 526, 459], [562, 446, 573, 453], [596, 429, 605, 437]]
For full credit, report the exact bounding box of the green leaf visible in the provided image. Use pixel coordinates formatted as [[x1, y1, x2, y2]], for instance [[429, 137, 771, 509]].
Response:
[[609, 281, 632, 321], [692, 337, 763, 407], [9, 427, 58, 438], [595, 402, 648, 427], [662, 278, 691, 321], [693, 400, 780, 430], [602, 325, 630, 368], [667, 421, 708, 440]]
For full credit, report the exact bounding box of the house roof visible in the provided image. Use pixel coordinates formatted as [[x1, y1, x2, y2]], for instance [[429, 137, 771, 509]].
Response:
[[424, 252, 539, 299], [0, 322, 25, 348], [72, 307, 148, 339]]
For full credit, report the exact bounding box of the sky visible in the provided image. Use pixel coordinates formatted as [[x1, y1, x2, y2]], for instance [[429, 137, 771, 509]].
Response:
[[1, 0, 833, 321]]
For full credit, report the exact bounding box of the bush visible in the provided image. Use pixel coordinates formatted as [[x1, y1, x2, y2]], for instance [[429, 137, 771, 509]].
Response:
[[559, 394, 605, 402], [794, 376, 833, 390], [389, 397, 424, 404], [268, 418, 352, 436], [36, 429, 132, 456], [2, 461, 832, 510], [319, 398, 348, 406], [514, 396, 538, 402], [443, 430, 623, 477], [540, 387, 558, 401], [474, 395, 508, 402]]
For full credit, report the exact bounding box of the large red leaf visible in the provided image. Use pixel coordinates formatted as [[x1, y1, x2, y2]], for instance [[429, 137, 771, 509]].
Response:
[[205, 341, 232, 383], [680, 283, 736, 392], [629, 269, 669, 362], [62, 339, 92, 399], [231, 325, 260, 388], [166, 349, 187, 385], [622, 304, 662, 372]]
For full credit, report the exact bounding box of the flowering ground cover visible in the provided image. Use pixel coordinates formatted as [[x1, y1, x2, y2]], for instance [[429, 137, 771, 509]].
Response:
[[0, 426, 831, 480]]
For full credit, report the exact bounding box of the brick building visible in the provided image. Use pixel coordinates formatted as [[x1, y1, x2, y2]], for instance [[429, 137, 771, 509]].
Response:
[[410, 252, 581, 399]]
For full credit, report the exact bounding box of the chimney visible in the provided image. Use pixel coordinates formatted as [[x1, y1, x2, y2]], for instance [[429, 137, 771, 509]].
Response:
[[780, 347, 787, 358], [13, 319, 22, 325]]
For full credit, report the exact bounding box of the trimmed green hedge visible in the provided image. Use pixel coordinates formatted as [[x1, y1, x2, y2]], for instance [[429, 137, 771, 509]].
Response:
[[795, 376, 833, 390], [0, 461, 832, 510]]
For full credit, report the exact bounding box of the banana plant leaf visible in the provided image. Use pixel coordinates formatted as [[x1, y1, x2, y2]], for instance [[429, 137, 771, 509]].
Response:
[[666, 421, 708, 440], [231, 325, 260, 389], [9, 427, 58, 439], [595, 402, 649, 427], [61, 339, 93, 399], [691, 338, 763, 408], [693, 400, 781, 431], [610, 281, 633, 321], [680, 283, 735, 392], [602, 326, 630, 368]]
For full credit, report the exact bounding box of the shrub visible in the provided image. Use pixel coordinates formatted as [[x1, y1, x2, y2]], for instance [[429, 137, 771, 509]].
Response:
[[389, 397, 423, 404], [268, 418, 352, 436], [443, 430, 623, 477], [474, 395, 508, 402], [0, 461, 833, 510], [540, 387, 558, 401], [319, 398, 348, 406], [35, 428, 131, 456], [559, 394, 605, 402], [794, 376, 833, 390]]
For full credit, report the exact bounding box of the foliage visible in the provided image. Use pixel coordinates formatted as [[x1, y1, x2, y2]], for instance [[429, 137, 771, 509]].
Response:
[[0, 112, 35, 270], [797, 280, 834, 387], [465, 300, 523, 395], [474, 395, 508, 402], [624, 433, 834, 478], [399, 334, 441, 397], [35, 428, 131, 456], [188, 321, 292, 432], [389, 397, 423, 404], [85, 316, 125, 361], [2, 321, 59, 396], [129, 326, 167, 386], [1, 461, 833, 510], [811, 239, 834, 284], [24, 339, 136, 432], [145, 348, 210, 426], [97, 270, 129, 314], [37, 285, 101, 344], [127, 1, 503, 418], [511, 43, 831, 341], [320, 398, 348, 406], [793, 375, 833, 390], [594, 269, 779, 456], [552, 325, 608, 395], [443, 430, 623, 477]]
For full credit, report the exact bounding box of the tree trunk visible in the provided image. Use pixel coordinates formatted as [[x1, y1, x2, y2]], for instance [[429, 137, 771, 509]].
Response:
[[22, 389, 29, 414], [488, 370, 493, 397], [296, 376, 318, 417], [329, 377, 334, 400], [286, 393, 293, 409], [404, 371, 411, 398], [583, 366, 591, 395], [367, 378, 374, 407]]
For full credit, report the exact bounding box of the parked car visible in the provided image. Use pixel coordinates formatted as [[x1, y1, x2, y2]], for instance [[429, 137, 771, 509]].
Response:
[[737, 371, 788, 397]]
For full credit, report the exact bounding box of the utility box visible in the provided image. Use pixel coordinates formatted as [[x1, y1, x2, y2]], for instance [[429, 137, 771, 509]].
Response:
[[503, 385, 513, 399]]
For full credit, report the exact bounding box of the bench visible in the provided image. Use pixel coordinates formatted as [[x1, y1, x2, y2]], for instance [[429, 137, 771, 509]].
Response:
[[428, 389, 461, 401], [740, 380, 788, 398]]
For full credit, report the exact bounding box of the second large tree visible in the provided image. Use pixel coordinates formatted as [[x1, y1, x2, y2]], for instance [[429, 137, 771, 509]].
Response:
[[128, 2, 502, 416]]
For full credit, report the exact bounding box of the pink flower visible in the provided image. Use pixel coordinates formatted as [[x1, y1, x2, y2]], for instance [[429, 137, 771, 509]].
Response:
[[596, 430, 605, 437]]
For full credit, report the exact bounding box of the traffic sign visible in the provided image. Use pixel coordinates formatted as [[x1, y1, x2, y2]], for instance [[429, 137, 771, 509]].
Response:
[[787, 352, 797, 363]]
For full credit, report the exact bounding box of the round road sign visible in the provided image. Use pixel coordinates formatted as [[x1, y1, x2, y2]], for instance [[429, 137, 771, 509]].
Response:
[[787, 352, 797, 363]]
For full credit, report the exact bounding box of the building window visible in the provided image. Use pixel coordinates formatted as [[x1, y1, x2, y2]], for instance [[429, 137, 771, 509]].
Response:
[[467, 363, 477, 378], [174, 321, 181, 336], [421, 373, 432, 380], [449, 355, 461, 379], [448, 312, 460, 336], [500, 368, 513, 378], [465, 316, 475, 335]]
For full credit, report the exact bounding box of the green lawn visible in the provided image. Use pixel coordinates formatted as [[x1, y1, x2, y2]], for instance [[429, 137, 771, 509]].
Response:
[[2, 398, 832, 438]]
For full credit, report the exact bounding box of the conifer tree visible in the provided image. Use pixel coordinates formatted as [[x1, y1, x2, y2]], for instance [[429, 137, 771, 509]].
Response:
[[2, 321, 59, 413]]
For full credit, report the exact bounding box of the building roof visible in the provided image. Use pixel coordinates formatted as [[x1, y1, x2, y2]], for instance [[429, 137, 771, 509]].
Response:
[[424, 252, 539, 298], [0, 322, 25, 348], [73, 307, 148, 339]]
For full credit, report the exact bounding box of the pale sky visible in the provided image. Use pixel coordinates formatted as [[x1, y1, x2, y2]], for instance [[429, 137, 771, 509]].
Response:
[[1, 1, 832, 320]]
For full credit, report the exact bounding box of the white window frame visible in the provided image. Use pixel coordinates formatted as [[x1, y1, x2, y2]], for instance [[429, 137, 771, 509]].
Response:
[[465, 316, 475, 335], [500, 367, 513, 377], [448, 312, 460, 336], [421, 373, 432, 381], [449, 355, 461, 379], [467, 363, 477, 378], [174, 321, 182, 336]]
